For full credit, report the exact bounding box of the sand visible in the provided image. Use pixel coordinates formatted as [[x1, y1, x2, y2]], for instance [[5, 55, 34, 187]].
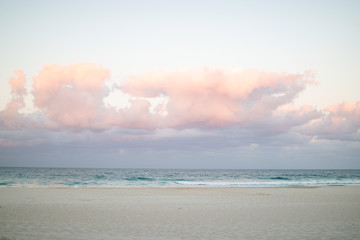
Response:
[[1, 186, 360, 240]]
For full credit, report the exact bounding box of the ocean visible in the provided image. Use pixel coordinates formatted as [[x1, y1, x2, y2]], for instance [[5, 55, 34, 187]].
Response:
[[1, 168, 360, 188]]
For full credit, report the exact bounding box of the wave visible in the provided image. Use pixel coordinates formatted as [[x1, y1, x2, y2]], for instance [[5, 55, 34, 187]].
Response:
[[95, 174, 106, 179], [269, 177, 291, 180], [1, 168, 360, 188], [0, 182, 11, 186], [175, 180, 360, 187], [125, 177, 154, 181]]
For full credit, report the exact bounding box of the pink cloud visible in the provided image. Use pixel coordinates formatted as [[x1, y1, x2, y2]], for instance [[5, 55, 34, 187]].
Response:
[[2, 62, 360, 147], [32, 62, 110, 128], [0, 70, 27, 129], [272, 104, 322, 132], [122, 68, 315, 128], [9, 70, 27, 96], [105, 99, 156, 129], [29, 63, 159, 130], [0, 63, 332, 137], [302, 101, 360, 140]]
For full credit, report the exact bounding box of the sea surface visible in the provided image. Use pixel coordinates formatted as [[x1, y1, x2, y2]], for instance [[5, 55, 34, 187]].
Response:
[[0, 168, 360, 188]]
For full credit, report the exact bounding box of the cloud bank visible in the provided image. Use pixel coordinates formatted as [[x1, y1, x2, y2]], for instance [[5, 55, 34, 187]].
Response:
[[122, 68, 317, 129], [1, 70, 27, 130], [301, 101, 360, 141], [0, 62, 359, 149]]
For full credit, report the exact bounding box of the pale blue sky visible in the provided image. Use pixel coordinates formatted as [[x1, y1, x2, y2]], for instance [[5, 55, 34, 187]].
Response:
[[1, 0, 359, 109], [0, 0, 359, 168]]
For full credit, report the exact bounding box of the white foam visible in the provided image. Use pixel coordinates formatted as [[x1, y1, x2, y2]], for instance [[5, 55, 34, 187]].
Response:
[[175, 180, 360, 187]]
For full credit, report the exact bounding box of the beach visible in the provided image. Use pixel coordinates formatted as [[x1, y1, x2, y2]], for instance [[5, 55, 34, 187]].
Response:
[[1, 186, 360, 240]]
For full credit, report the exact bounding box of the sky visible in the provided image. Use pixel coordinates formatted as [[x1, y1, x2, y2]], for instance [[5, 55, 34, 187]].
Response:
[[0, 0, 359, 169]]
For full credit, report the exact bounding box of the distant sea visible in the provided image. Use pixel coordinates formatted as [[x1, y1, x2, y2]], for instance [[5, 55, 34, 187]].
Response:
[[1, 168, 360, 188]]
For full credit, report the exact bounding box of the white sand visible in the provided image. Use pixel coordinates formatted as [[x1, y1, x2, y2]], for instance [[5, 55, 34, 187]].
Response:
[[1, 186, 360, 240]]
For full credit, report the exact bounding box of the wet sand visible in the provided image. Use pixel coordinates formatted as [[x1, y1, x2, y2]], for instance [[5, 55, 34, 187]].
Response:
[[1, 186, 360, 239]]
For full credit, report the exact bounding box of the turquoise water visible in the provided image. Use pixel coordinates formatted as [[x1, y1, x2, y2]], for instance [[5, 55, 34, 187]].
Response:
[[1, 168, 360, 188]]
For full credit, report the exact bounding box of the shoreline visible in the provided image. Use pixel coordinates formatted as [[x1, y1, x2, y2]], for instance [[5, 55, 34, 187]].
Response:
[[1, 183, 359, 189], [1, 186, 360, 239]]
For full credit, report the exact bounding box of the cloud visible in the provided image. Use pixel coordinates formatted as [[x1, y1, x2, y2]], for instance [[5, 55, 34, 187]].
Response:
[[0, 62, 359, 147], [122, 68, 316, 129], [272, 104, 322, 132], [3, 63, 318, 131], [301, 101, 360, 141], [0, 70, 27, 129], [30, 63, 160, 130], [32, 62, 110, 129]]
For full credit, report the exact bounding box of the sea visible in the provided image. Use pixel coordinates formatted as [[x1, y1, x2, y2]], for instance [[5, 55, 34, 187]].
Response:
[[1, 168, 360, 188]]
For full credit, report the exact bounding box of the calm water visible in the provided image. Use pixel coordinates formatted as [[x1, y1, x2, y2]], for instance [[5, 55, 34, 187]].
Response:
[[1, 168, 360, 188]]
